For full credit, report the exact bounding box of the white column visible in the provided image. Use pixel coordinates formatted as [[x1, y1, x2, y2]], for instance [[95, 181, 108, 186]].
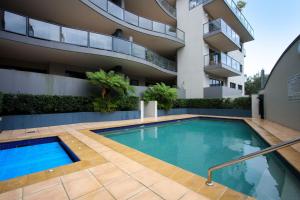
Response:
[[140, 100, 144, 121], [251, 94, 259, 118]]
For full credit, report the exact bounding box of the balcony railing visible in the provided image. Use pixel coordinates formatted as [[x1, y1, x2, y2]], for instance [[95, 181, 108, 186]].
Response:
[[204, 52, 242, 73], [1, 10, 177, 72], [203, 18, 240, 48], [190, 0, 254, 38], [88, 0, 184, 42], [156, 0, 177, 18]]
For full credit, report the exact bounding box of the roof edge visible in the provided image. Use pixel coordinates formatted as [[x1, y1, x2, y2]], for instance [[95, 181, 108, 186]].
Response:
[[263, 34, 300, 89]]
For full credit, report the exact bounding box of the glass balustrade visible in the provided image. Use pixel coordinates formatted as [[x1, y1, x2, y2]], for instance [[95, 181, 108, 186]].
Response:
[[156, 0, 176, 17], [203, 18, 240, 47], [124, 11, 139, 26], [204, 52, 242, 73], [107, 1, 124, 20], [29, 19, 60, 41], [2, 10, 177, 72], [189, 0, 254, 38], [153, 21, 165, 33], [61, 27, 88, 46], [87, 0, 184, 42], [139, 17, 153, 30], [3, 11, 26, 35], [89, 32, 112, 50]]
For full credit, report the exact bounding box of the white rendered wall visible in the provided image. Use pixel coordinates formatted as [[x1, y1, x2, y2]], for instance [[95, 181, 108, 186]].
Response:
[[144, 101, 158, 119], [176, 0, 209, 98], [227, 50, 246, 95]]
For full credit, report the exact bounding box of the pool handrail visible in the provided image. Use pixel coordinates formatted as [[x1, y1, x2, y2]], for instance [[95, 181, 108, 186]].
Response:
[[206, 137, 300, 186]]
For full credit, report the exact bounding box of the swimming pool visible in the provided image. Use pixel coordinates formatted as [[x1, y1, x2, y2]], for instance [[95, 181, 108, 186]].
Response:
[[0, 137, 79, 181], [96, 118, 300, 200]]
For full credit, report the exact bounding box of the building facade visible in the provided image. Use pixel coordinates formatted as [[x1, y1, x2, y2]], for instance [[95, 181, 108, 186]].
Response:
[[0, 0, 254, 98]]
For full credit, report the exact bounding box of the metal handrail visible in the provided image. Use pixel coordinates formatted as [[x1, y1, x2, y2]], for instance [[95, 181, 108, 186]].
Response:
[[206, 137, 300, 186]]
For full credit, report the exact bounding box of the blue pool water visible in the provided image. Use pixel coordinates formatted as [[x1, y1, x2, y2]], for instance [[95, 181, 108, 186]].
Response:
[[101, 118, 300, 200], [0, 137, 78, 181]]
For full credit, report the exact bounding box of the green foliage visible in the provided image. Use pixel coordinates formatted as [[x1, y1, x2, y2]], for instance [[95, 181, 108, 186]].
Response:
[[86, 70, 134, 98], [93, 97, 119, 113], [245, 73, 261, 95], [86, 70, 136, 112], [174, 97, 251, 110], [117, 96, 139, 111], [1, 94, 140, 115], [237, 0, 247, 11], [93, 96, 139, 113], [2, 94, 93, 115], [143, 83, 177, 110]]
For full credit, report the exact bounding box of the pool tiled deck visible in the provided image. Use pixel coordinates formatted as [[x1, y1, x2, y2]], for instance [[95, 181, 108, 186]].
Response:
[[0, 114, 300, 200]]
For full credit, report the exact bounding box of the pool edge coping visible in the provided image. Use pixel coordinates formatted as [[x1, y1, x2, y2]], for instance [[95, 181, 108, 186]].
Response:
[[0, 132, 107, 193]]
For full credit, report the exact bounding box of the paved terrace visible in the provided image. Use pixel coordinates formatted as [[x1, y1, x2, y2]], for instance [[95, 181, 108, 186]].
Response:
[[0, 114, 300, 200]]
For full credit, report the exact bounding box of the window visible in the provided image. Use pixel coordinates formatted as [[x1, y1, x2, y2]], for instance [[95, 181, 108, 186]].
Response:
[[238, 85, 243, 90], [230, 82, 236, 89], [209, 79, 224, 87]]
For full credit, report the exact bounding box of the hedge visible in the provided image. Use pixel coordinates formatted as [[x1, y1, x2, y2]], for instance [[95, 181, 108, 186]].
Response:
[[1, 94, 139, 115], [0, 94, 250, 115], [174, 97, 251, 110]]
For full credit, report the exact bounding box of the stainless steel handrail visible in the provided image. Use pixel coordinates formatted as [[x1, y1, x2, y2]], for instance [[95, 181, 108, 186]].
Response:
[[206, 137, 300, 186]]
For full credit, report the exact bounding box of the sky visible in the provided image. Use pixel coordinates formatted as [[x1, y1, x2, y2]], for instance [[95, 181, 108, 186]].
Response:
[[242, 0, 300, 76]]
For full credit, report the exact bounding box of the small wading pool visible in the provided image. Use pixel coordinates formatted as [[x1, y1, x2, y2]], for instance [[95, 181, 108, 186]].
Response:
[[94, 118, 300, 200], [0, 137, 79, 181]]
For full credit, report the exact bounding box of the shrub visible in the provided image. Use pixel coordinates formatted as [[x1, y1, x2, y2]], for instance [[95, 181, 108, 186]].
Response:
[[174, 97, 251, 110], [1, 94, 140, 115], [143, 83, 177, 110], [2, 94, 94, 115], [117, 96, 139, 111], [93, 96, 139, 112]]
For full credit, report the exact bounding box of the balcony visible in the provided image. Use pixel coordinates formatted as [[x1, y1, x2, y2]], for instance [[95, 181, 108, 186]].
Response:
[[89, 0, 183, 41], [204, 86, 242, 98], [156, 0, 177, 18], [204, 52, 242, 77], [0, 10, 177, 78], [0, 0, 184, 56], [203, 19, 241, 52], [202, 0, 254, 42]]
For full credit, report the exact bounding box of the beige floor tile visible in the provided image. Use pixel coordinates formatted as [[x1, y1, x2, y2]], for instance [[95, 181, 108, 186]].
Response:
[[105, 177, 146, 200], [129, 189, 163, 200], [132, 169, 166, 187], [89, 163, 129, 185], [75, 188, 114, 200], [61, 170, 91, 183], [0, 188, 22, 200], [179, 190, 209, 200], [150, 179, 188, 200], [62, 170, 101, 199], [23, 184, 68, 200], [114, 160, 146, 174], [23, 177, 61, 196]]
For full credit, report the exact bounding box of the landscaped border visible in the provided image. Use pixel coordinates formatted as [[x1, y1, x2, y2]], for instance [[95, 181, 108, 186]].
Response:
[[0, 133, 107, 193]]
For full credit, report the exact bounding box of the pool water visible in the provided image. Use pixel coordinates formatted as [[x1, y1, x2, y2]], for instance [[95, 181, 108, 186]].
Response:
[[102, 118, 300, 200], [0, 138, 78, 181]]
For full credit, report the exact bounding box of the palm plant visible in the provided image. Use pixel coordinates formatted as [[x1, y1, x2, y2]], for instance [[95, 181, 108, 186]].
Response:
[[86, 70, 134, 98], [143, 83, 177, 110]]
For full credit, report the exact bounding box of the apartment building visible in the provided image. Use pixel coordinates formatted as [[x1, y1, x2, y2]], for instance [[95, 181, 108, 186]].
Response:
[[0, 0, 254, 98]]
